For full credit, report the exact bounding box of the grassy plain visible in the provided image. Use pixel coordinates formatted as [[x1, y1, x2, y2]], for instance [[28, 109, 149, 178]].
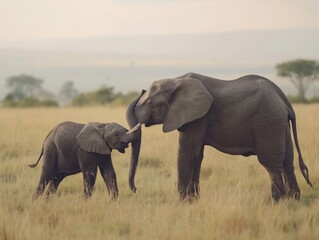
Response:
[[0, 105, 318, 240]]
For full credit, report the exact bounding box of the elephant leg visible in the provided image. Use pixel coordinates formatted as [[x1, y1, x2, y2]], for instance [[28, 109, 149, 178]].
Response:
[[177, 148, 195, 200], [266, 168, 286, 201], [283, 134, 300, 199], [257, 150, 286, 201], [190, 145, 205, 199], [99, 156, 119, 200], [82, 166, 97, 198], [34, 173, 51, 199], [33, 149, 57, 199], [47, 174, 65, 196], [256, 126, 288, 201], [177, 120, 206, 201]]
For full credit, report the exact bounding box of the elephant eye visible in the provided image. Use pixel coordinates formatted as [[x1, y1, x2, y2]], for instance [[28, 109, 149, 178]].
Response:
[[113, 132, 119, 137]]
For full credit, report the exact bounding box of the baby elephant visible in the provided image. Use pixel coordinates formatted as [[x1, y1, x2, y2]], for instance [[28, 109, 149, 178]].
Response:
[[29, 121, 137, 199]]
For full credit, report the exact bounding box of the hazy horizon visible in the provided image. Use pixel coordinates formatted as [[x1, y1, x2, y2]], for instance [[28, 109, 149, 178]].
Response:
[[1, 29, 319, 100], [1, 1, 319, 101]]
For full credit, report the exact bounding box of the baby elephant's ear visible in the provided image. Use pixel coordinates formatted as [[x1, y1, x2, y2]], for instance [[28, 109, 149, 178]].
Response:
[[76, 122, 111, 155]]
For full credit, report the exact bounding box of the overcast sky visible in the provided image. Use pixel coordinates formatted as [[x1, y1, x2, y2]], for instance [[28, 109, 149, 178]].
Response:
[[1, 0, 319, 41]]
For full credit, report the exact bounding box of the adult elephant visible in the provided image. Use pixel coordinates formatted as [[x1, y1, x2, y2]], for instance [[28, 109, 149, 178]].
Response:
[[126, 72, 312, 201]]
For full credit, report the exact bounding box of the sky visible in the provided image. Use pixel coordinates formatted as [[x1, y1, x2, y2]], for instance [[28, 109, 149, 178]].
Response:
[[1, 0, 319, 41]]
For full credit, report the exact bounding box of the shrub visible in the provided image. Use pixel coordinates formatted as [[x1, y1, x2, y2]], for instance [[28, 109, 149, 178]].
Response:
[[71, 87, 139, 107], [41, 99, 59, 107], [1, 95, 59, 108], [309, 96, 319, 103], [287, 95, 310, 104]]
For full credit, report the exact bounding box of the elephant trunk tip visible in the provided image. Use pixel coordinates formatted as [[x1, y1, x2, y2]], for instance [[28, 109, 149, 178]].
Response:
[[131, 187, 137, 193], [130, 184, 137, 193], [129, 177, 137, 193]]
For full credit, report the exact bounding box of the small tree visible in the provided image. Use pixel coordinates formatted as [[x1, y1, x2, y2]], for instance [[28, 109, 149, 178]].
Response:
[[276, 59, 319, 100], [3, 74, 58, 107], [6, 74, 44, 100], [58, 81, 78, 104]]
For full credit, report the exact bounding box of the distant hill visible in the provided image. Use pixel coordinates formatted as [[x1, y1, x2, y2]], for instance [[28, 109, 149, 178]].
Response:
[[2, 29, 319, 61], [1, 29, 319, 99]]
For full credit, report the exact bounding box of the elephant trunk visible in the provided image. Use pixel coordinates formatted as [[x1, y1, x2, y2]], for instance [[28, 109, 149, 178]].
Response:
[[126, 91, 145, 193]]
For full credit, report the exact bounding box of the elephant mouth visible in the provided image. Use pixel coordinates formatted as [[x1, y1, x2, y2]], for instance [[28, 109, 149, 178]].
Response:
[[118, 143, 129, 153], [144, 115, 152, 127], [118, 148, 126, 153]]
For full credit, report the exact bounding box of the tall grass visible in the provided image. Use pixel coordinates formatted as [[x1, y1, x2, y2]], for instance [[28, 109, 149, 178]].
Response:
[[0, 105, 318, 240]]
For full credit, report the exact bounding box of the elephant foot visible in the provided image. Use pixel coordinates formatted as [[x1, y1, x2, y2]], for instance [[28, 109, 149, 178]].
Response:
[[271, 183, 286, 201], [110, 190, 119, 200], [286, 188, 301, 200], [179, 184, 200, 203]]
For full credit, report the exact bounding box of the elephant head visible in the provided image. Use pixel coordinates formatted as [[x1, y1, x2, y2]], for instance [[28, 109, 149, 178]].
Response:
[[126, 78, 213, 192], [76, 122, 137, 155]]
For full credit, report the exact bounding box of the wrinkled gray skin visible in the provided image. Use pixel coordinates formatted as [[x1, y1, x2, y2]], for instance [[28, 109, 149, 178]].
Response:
[[29, 121, 136, 199], [126, 90, 145, 192], [127, 72, 312, 201]]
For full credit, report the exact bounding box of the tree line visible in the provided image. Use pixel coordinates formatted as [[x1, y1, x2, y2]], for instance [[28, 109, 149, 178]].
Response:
[[1, 59, 318, 108], [1, 75, 139, 108]]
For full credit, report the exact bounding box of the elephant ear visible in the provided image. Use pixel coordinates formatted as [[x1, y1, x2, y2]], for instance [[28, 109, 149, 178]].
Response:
[[163, 78, 213, 132], [76, 122, 110, 155]]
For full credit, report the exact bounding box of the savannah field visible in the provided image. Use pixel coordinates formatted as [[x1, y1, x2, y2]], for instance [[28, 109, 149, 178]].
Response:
[[0, 105, 318, 240]]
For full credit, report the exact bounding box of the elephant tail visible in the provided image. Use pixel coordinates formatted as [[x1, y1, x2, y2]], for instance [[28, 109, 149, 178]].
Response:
[[290, 113, 313, 187], [29, 148, 43, 168], [29, 126, 57, 168]]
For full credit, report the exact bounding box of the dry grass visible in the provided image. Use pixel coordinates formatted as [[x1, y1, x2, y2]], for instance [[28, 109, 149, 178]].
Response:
[[0, 105, 319, 240]]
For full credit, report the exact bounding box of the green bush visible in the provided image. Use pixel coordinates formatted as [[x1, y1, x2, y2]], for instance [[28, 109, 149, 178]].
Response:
[[1, 95, 59, 108], [71, 87, 139, 107], [309, 96, 319, 103], [287, 95, 310, 104], [287, 95, 319, 104], [2, 94, 16, 107], [41, 99, 59, 107], [71, 86, 118, 106], [110, 91, 140, 106], [19, 97, 40, 107]]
